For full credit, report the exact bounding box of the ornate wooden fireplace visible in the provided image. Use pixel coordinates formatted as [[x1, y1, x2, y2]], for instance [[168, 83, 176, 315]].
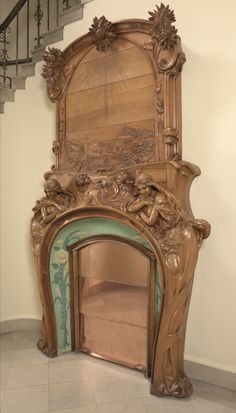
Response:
[[31, 4, 210, 398]]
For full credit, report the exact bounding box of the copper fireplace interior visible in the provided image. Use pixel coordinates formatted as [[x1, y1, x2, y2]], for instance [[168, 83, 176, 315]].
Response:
[[70, 237, 155, 375], [32, 4, 210, 398]]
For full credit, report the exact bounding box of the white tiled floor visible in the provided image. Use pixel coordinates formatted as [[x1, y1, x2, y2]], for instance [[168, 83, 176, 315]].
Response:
[[0, 331, 235, 413]]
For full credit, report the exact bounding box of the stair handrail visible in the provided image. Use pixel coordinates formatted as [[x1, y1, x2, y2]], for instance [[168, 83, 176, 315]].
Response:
[[0, 0, 28, 33], [0, 0, 62, 88], [0, 0, 77, 90]]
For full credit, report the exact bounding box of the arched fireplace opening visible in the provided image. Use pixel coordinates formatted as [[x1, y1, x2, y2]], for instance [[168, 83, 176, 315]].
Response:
[[67, 235, 157, 376]]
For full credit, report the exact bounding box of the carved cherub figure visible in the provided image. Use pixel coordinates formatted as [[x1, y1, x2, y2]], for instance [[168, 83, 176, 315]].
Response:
[[128, 173, 180, 231]]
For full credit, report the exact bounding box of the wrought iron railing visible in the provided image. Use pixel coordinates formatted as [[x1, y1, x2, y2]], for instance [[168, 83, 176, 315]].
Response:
[[0, 0, 77, 88]]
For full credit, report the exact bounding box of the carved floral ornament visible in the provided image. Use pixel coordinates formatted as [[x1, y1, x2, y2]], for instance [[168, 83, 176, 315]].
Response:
[[42, 47, 74, 101], [89, 15, 117, 52], [148, 3, 178, 50]]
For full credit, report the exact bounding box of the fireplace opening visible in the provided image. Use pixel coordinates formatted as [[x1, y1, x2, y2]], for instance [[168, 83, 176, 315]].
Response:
[[68, 235, 156, 376]]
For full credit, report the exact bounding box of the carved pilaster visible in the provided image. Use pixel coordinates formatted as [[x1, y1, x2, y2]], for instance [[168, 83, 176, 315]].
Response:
[[143, 4, 186, 161]]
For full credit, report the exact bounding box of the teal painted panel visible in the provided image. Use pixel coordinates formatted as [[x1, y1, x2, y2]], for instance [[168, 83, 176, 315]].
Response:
[[49, 217, 160, 353]]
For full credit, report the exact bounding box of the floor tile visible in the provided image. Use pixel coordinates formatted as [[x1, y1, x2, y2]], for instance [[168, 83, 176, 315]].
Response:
[[50, 406, 98, 413], [0, 390, 4, 407], [49, 380, 95, 411], [0, 365, 12, 390], [0, 334, 18, 351], [6, 363, 48, 389], [12, 348, 48, 366], [191, 396, 236, 413], [0, 349, 15, 367], [87, 362, 130, 380], [131, 375, 151, 397], [97, 398, 147, 413], [0, 331, 39, 351], [1, 331, 235, 413], [1, 385, 48, 413], [91, 375, 140, 404], [192, 379, 236, 410], [142, 393, 236, 413], [142, 394, 195, 413], [49, 359, 93, 384], [49, 352, 81, 364]]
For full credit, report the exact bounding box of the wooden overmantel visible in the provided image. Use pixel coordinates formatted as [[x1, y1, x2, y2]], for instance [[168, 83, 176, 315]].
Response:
[[31, 4, 210, 399]]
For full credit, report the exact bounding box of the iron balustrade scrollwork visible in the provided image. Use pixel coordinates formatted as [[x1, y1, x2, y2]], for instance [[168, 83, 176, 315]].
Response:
[[0, 28, 12, 88], [0, 0, 73, 89], [63, 0, 72, 11], [34, 0, 44, 49]]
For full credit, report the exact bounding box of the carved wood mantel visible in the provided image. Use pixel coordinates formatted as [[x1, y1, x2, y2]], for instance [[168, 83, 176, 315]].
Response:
[[31, 4, 210, 399]]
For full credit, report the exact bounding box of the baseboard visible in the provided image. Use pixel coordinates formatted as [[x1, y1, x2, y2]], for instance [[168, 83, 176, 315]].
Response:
[[185, 359, 236, 392], [0, 318, 42, 334]]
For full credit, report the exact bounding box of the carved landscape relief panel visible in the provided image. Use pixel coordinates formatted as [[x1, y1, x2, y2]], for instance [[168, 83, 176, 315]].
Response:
[[63, 38, 156, 172]]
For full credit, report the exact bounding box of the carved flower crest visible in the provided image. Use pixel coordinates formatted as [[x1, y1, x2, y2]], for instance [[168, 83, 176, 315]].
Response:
[[148, 3, 178, 49], [89, 16, 116, 52], [42, 47, 64, 85]]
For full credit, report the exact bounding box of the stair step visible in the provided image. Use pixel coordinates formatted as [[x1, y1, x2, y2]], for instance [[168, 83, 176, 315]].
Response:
[[43, 26, 64, 46], [0, 87, 16, 103], [81, 0, 93, 4], [31, 46, 46, 63], [0, 0, 94, 114], [11, 77, 26, 90], [21, 62, 36, 77], [60, 3, 83, 27]]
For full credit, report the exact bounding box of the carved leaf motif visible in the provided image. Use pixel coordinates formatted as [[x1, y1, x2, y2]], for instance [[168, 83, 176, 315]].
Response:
[[89, 16, 117, 52], [148, 3, 178, 50], [42, 48, 64, 101], [42, 48, 74, 102], [151, 371, 193, 398]]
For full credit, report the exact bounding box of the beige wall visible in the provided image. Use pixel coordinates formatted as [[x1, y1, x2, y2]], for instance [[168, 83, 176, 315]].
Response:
[[0, 0, 17, 21], [1, 0, 236, 374]]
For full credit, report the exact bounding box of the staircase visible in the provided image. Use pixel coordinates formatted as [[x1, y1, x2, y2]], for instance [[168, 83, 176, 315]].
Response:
[[0, 0, 92, 114]]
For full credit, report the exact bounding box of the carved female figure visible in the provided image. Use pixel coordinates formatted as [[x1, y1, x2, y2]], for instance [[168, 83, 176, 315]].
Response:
[[31, 179, 75, 241], [128, 174, 180, 232]]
